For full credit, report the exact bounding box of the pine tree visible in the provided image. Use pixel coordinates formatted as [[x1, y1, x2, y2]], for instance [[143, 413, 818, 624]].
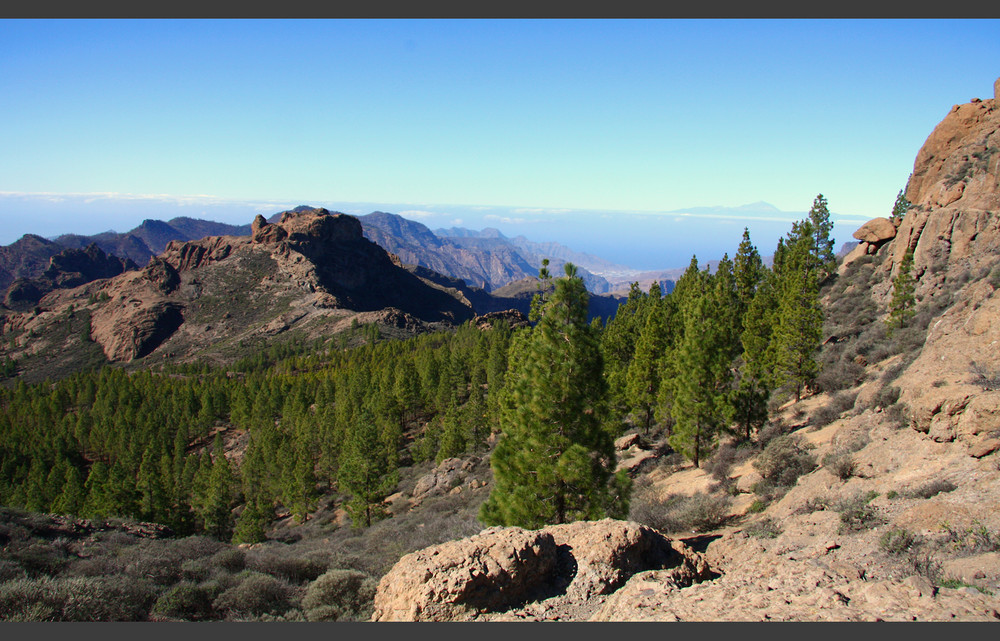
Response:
[[887, 248, 916, 334], [196, 438, 237, 540], [666, 266, 730, 467], [808, 194, 837, 280], [625, 294, 667, 435], [773, 221, 823, 401], [337, 409, 398, 529], [733, 267, 778, 441], [890, 188, 911, 223], [480, 263, 630, 528], [733, 228, 765, 330]]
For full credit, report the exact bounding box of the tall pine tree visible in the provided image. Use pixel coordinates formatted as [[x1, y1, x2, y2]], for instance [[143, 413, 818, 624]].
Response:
[[481, 263, 630, 528]]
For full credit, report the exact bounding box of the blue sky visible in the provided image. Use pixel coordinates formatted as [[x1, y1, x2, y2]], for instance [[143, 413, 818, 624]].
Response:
[[1, 19, 998, 270]]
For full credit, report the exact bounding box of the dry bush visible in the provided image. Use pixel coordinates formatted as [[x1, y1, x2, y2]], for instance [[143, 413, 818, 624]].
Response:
[[744, 518, 782, 539], [822, 450, 856, 481], [302, 568, 378, 622], [0, 575, 157, 621], [752, 435, 817, 489], [629, 490, 731, 534], [211, 571, 299, 620], [811, 390, 859, 428], [906, 479, 957, 499], [244, 549, 327, 585], [151, 581, 216, 621]]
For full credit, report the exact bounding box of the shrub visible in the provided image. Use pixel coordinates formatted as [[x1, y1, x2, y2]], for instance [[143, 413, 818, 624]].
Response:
[[940, 520, 1000, 554], [704, 442, 737, 484], [883, 403, 909, 430], [969, 361, 1000, 391], [906, 479, 957, 499], [245, 550, 327, 584], [211, 572, 297, 620], [908, 552, 943, 585], [744, 518, 781, 539], [629, 491, 731, 534], [879, 528, 917, 555], [874, 385, 901, 408], [151, 582, 216, 621], [0, 575, 157, 621], [747, 499, 768, 514], [835, 492, 884, 534], [208, 548, 246, 573], [752, 435, 817, 489], [811, 391, 858, 428], [815, 359, 866, 394], [822, 450, 856, 481], [795, 495, 831, 514], [302, 569, 378, 622]]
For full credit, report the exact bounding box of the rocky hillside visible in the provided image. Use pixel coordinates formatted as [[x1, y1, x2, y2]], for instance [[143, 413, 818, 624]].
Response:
[[0, 208, 478, 379], [368, 85, 1000, 621]]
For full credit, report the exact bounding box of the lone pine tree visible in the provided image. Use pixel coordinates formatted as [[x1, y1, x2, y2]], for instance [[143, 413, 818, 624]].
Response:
[[887, 248, 916, 334], [480, 263, 630, 528]]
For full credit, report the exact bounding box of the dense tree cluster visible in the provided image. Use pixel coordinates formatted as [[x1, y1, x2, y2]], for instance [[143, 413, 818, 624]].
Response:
[[0, 195, 833, 534], [598, 197, 831, 467], [0, 321, 514, 540]]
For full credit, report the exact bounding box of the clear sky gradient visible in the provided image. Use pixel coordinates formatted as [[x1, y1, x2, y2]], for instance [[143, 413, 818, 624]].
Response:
[[1, 19, 998, 270]]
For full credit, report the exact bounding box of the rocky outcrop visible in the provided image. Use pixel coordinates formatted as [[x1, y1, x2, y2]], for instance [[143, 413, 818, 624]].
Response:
[[371, 519, 710, 621], [2, 244, 136, 309], [852, 217, 897, 245], [0, 234, 64, 292], [471, 309, 530, 331]]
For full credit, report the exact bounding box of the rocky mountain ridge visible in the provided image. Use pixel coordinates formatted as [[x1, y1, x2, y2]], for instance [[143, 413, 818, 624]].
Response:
[[0, 208, 479, 377]]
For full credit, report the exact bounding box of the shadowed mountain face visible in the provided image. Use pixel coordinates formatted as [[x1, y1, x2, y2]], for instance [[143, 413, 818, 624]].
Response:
[[0, 234, 64, 291], [4, 244, 137, 310]]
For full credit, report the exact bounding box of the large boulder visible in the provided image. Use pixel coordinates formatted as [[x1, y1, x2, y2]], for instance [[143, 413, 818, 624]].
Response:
[[852, 217, 897, 244], [371, 519, 711, 621], [371, 526, 561, 621]]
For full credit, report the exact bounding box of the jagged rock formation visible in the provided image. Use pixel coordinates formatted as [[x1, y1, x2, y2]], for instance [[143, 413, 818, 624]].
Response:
[[0, 234, 65, 292], [3, 244, 137, 310], [0, 209, 479, 373], [371, 519, 711, 621]]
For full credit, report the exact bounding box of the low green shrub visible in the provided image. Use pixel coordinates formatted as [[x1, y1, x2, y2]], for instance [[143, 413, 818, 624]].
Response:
[[753, 435, 817, 489], [302, 569, 378, 622], [879, 528, 917, 555], [834, 492, 884, 534], [151, 582, 216, 621], [211, 571, 298, 620], [822, 450, 856, 481]]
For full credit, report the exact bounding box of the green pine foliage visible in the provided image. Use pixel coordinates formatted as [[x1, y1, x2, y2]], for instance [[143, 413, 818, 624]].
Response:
[[808, 194, 837, 280], [890, 188, 911, 223], [772, 220, 824, 401], [624, 285, 668, 434], [663, 260, 732, 467], [480, 263, 630, 528], [337, 409, 399, 529], [887, 248, 917, 334]]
